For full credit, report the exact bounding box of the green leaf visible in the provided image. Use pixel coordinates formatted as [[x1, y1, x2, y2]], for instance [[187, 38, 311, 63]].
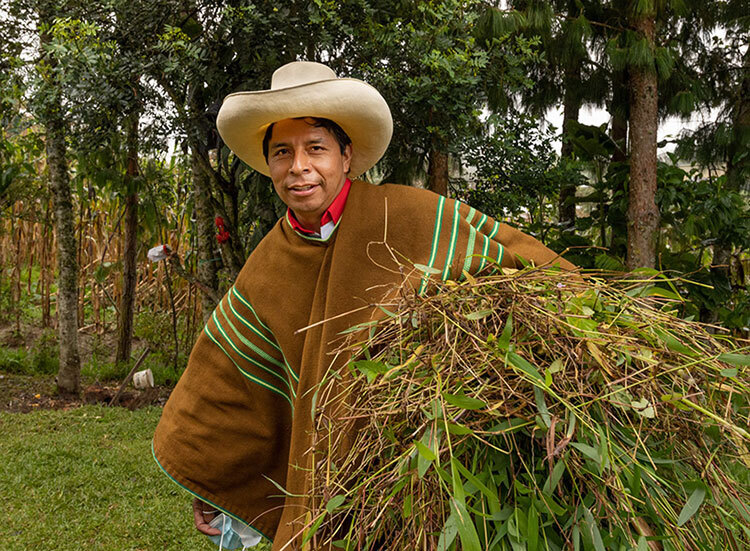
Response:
[[416, 430, 438, 478], [677, 486, 706, 526], [719, 368, 738, 378], [542, 459, 566, 494], [653, 328, 695, 356], [534, 386, 551, 427], [437, 511, 459, 551], [507, 352, 543, 382], [325, 495, 345, 513], [572, 524, 580, 551], [414, 440, 437, 462], [640, 286, 682, 300], [350, 360, 388, 383], [414, 263, 441, 275], [465, 309, 492, 320], [728, 495, 750, 524], [443, 392, 486, 410], [549, 358, 564, 373], [451, 497, 482, 551], [637, 536, 648, 551], [629, 464, 642, 499], [497, 313, 513, 351], [301, 512, 326, 547], [338, 320, 377, 335], [571, 442, 600, 464], [583, 508, 605, 551], [718, 353, 750, 366], [452, 458, 500, 510], [445, 422, 473, 435], [527, 503, 539, 551]]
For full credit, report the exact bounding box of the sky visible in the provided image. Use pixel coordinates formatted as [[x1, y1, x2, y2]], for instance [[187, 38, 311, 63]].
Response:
[[545, 104, 720, 157]]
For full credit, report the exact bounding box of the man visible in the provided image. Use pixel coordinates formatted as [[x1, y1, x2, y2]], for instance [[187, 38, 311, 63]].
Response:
[[153, 61, 574, 551]]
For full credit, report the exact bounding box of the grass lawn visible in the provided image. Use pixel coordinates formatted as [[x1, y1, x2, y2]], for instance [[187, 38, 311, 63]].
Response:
[[0, 405, 270, 551]]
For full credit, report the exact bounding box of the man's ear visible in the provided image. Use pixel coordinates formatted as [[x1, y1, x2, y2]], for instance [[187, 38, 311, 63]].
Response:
[[343, 144, 353, 174]]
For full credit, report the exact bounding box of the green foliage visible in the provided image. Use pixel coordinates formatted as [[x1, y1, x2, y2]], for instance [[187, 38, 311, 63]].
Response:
[[351, 0, 539, 183], [0, 405, 270, 550], [0, 329, 58, 376], [456, 112, 579, 247]]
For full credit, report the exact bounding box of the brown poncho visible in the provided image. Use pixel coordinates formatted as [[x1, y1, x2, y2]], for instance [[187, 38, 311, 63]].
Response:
[[153, 180, 574, 550]]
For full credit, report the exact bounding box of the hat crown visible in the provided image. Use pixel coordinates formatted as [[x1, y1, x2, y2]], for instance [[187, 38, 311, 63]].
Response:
[[271, 61, 337, 90]]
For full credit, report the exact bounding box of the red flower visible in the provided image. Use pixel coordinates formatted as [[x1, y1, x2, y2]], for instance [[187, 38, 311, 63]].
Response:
[[216, 230, 230, 244]]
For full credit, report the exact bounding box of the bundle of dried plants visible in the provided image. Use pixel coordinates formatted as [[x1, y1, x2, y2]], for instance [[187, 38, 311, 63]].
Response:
[[304, 267, 749, 551]]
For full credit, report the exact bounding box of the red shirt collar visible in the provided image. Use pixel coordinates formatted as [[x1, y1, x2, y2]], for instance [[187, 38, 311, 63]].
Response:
[[287, 178, 351, 236]]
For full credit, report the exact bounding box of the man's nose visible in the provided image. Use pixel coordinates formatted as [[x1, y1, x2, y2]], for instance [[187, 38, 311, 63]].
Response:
[[289, 150, 310, 174]]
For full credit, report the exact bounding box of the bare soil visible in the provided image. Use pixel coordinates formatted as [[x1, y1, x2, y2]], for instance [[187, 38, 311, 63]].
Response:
[[0, 372, 171, 413]]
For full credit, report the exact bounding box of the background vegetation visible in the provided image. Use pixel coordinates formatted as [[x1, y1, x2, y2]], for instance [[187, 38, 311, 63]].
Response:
[[1, 0, 747, 391]]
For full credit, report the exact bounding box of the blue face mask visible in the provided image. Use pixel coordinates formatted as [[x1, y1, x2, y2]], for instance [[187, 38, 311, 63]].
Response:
[[208, 514, 262, 550]]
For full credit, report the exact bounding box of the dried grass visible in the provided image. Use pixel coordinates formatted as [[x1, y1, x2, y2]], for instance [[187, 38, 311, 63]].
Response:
[[306, 267, 750, 551]]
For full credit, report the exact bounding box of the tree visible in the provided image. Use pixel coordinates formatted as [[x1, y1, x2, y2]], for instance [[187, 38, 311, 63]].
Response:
[[625, 1, 660, 269], [35, 1, 81, 393], [489, 1, 606, 229]]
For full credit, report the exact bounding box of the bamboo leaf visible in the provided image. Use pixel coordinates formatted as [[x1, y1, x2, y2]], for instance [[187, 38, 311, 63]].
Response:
[[653, 328, 695, 356], [451, 498, 482, 551], [465, 309, 492, 320], [534, 386, 551, 427], [351, 360, 388, 383], [436, 511, 458, 551], [677, 486, 706, 526], [301, 512, 326, 547], [542, 459, 566, 495], [571, 442, 600, 464], [583, 508, 605, 551], [445, 422, 473, 435], [507, 352, 543, 382], [718, 353, 750, 366], [325, 495, 345, 513], [527, 503, 539, 551], [452, 458, 500, 510], [497, 312, 513, 351], [414, 263, 441, 275], [443, 391, 486, 410], [414, 440, 437, 462]]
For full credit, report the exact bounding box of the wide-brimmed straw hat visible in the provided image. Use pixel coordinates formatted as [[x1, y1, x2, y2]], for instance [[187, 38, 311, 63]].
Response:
[[216, 61, 393, 178]]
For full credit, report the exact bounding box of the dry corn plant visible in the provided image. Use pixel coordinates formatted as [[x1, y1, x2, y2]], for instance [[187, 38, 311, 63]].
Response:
[[305, 266, 749, 551]]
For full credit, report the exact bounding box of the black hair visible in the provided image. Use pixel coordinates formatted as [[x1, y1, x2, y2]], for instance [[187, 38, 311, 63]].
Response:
[[262, 117, 352, 161]]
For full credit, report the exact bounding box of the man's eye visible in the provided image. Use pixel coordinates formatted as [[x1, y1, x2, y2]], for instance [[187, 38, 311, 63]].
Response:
[[274, 148, 288, 156]]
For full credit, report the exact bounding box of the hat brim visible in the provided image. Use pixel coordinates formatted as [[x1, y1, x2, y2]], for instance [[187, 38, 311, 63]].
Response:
[[216, 79, 393, 178]]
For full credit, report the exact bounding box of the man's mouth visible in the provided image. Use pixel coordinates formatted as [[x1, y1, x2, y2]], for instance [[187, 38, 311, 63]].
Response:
[[288, 183, 319, 195]]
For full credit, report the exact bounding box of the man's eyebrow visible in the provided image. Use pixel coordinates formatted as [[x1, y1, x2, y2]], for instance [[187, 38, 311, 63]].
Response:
[[270, 138, 326, 149]]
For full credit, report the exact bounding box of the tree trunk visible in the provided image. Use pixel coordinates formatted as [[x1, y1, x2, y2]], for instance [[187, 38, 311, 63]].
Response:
[[626, 14, 660, 270], [427, 139, 449, 197], [558, 62, 582, 230], [191, 149, 219, 321], [40, 10, 81, 394], [47, 107, 81, 392], [115, 113, 139, 364]]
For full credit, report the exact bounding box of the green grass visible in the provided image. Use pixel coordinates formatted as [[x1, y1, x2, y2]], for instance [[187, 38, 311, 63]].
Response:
[[0, 405, 271, 550]]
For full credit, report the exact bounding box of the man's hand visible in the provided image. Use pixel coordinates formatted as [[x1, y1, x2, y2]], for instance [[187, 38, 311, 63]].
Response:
[[192, 497, 221, 536]]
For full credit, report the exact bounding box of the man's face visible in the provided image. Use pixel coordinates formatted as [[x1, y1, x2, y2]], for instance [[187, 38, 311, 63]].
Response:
[[267, 118, 352, 231]]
